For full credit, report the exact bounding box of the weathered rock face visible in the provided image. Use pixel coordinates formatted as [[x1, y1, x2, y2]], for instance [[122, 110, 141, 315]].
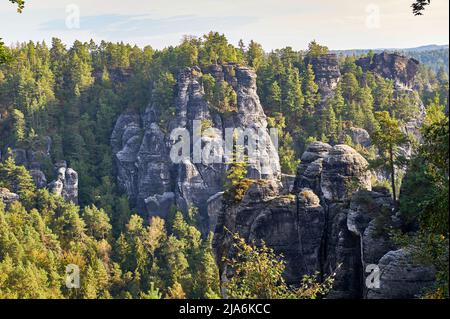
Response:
[[1, 143, 77, 203], [214, 143, 435, 299], [111, 64, 280, 230], [293, 141, 331, 196], [109, 59, 434, 298], [48, 161, 79, 204], [296, 188, 325, 276], [356, 52, 419, 88], [347, 188, 395, 265], [367, 249, 436, 299], [215, 144, 373, 294], [207, 192, 224, 234], [0, 187, 19, 206], [347, 127, 371, 148], [321, 144, 372, 203], [111, 112, 142, 204], [306, 54, 341, 107], [30, 169, 47, 189]]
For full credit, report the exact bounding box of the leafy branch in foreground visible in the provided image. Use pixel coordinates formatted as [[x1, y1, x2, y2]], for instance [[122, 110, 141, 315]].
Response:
[[1, 1, 24, 64], [412, 0, 431, 15], [223, 232, 334, 299]]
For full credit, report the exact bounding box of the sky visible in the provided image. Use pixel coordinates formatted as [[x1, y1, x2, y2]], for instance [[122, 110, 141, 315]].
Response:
[[0, 0, 448, 51]]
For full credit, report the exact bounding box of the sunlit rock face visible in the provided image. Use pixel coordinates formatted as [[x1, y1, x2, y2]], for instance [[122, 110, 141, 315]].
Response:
[[356, 52, 419, 88], [305, 54, 341, 110], [110, 56, 435, 299], [48, 161, 79, 204], [111, 64, 280, 230], [214, 143, 434, 299], [0, 187, 19, 207]]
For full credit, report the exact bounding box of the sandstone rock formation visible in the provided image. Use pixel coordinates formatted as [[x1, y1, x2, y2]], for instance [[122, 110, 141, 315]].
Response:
[[111, 64, 280, 230], [213, 142, 435, 298], [293, 141, 331, 196], [0, 187, 19, 206], [30, 168, 47, 189], [356, 52, 419, 88], [110, 58, 434, 298], [306, 54, 341, 109], [2, 143, 77, 203], [48, 161, 79, 204], [367, 249, 436, 299], [321, 144, 372, 203], [347, 127, 371, 148]]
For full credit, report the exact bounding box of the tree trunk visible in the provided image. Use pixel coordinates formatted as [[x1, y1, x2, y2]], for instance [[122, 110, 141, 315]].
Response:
[[389, 146, 397, 204]]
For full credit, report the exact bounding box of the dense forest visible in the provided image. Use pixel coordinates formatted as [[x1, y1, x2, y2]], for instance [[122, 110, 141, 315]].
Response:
[[334, 46, 449, 74], [0, 31, 448, 298], [0, 0, 448, 300]]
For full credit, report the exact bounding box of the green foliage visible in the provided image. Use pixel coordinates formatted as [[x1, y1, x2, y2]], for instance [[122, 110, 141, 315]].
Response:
[[11, 109, 26, 143], [224, 147, 253, 203], [246, 40, 265, 71], [198, 32, 243, 66], [0, 32, 448, 300], [397, 103, 448, 298], [0, 1, 24, 64], [202, 74, 237, 114], [307, 40, 329, 58], [83, 205, 112, 240], [0, 39, 11, 65], [152, 72, 176, 126], [224, 232, 334, 299], [412, 0, 431, 15], [0, 153, 36, 207], [268, 113, 299, 174], [371, 111, 408, 202], [302, 64, 320, 116]]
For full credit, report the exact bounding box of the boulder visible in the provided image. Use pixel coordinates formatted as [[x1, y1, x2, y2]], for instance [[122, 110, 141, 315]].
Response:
[[321, 145, 372, 202], [367, 249, 436, 299], [0, 188, 19, 206], [348, 127, 371, 148], [293, 141, 332, 195]]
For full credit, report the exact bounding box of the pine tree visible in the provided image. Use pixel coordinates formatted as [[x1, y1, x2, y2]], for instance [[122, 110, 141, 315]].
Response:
[[11, 109, 26, 143], [82, 205, 112, 240], [371, 111, 408, 203], [247, 40, 265, 71], [302, 64, 319, 116], [267, 81, 282, 112]]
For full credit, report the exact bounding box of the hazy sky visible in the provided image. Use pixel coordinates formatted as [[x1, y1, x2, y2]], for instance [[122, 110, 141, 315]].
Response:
[[0, 0, 448, 50]]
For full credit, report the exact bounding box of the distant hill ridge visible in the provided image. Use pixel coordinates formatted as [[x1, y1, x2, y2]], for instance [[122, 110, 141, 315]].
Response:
[[332, 44, 449, 55], [333, 44, 449, 73]]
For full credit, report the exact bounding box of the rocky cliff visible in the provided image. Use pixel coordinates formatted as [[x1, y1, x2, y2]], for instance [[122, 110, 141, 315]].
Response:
[[356, 52, 420, 89], [213, 142, 435, 298], [0, 145, 79, 204], [306, 54, 341, 108], [110, 56, 434, 298], [111, 64, 280, 232]]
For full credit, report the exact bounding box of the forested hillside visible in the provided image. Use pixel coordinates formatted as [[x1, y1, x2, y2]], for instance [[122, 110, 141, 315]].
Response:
[[334, 46, 449, 73], [0, 32, 448, 299]]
